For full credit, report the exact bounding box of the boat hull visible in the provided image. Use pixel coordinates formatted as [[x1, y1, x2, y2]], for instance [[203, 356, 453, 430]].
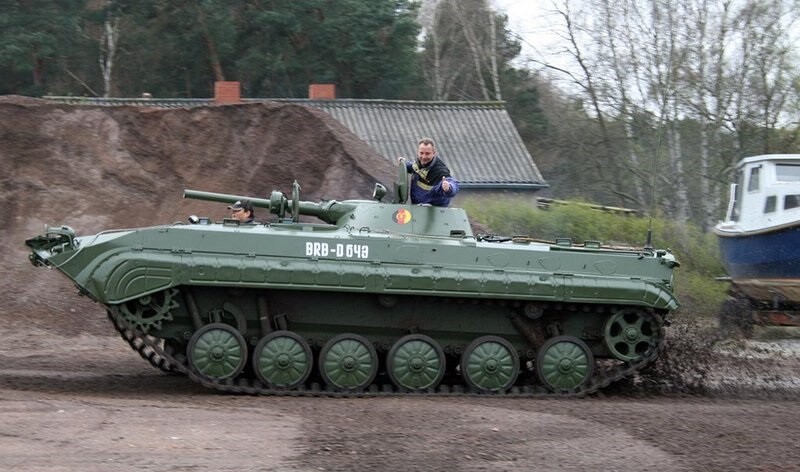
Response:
[[716, 223, 800, 303]]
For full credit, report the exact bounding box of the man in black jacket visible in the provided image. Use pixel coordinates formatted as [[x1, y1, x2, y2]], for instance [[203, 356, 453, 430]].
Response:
[[398, 137, 460, 206]]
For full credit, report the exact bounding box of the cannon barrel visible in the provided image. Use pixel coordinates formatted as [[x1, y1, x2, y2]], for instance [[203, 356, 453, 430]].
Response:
[[183, 188, 356, 224], [183, 189, 277, 210]]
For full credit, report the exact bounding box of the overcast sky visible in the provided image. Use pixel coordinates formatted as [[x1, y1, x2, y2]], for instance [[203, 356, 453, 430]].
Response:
[[490, 0, 565, 68]]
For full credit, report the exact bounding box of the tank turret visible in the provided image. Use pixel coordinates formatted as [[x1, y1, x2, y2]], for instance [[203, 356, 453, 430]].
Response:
[[26, 161, 679, 397]]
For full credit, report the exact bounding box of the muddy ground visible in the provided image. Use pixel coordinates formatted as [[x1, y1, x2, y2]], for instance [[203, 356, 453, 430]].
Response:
[[2, 97, 799, 471], [1, 316, 799, 472]]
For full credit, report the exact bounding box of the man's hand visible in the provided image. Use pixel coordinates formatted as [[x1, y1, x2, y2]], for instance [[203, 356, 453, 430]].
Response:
[[397, 156, 406, 164], [441, 176, 451, 192]]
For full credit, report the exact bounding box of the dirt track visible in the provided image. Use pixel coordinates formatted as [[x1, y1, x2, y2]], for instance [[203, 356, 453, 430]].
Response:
[[1, 324, 799, 472]]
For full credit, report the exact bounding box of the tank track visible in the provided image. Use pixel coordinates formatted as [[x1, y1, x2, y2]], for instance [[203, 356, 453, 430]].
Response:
[[107, 311, 180, 375], [108, 308, 666, 398]]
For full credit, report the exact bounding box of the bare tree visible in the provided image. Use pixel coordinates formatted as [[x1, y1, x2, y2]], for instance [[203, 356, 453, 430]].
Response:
[[420, 0, 504, 101], [195, 2, 225, 82], [488, 12, 502, 100], [99, 10, 119, 97], [419, 0, 466, 100], [452, 0, 491, 100], [736, 0, 799, 153], [536, 0, 800, 228], [547, 1, 641, 206], [675, 0, 799, 226]]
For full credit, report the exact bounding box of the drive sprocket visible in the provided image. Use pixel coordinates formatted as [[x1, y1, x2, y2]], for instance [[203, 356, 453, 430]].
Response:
[[110, 288, 179, 333]]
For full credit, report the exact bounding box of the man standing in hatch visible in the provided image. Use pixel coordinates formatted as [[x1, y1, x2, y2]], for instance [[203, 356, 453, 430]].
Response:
[[398, 137, 460, 207]]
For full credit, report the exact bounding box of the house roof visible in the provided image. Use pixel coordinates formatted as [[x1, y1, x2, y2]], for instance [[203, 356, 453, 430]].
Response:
[[271, 99, 547, 189], [43, 96, 547, 189]]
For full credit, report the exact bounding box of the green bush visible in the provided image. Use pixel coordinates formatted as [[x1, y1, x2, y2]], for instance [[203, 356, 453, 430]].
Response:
[[462, 196, 727, 319], [674, 271, 729, 319]]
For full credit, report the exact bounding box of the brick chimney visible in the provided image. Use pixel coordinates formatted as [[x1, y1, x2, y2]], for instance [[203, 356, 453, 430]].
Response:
[[214, 81, 241, 103], [309, 84, 336, 100]]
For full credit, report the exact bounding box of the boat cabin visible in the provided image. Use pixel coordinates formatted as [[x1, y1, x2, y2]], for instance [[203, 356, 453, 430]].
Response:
[[720, 154, 800, 233]]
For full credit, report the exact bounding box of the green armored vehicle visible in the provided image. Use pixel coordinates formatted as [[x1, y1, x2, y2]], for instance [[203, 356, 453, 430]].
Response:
[[26, 163, 679, 396]]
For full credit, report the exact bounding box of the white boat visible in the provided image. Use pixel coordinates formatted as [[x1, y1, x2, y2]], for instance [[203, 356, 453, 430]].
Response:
[[714, 154, 800, 327]]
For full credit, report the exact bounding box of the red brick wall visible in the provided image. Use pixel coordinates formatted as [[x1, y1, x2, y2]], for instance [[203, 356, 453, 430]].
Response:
[[214, 81, 241, 103], [309, 84, 336, 100]]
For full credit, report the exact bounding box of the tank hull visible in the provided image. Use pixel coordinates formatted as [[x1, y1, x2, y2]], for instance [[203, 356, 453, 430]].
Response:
[[27, 190, 679, 396], [30, 218, 678, 310]]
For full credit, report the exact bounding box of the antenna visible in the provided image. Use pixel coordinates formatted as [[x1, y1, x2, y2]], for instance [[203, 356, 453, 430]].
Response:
[[644, 114, 665, 251], [644, 35, 676, 251]]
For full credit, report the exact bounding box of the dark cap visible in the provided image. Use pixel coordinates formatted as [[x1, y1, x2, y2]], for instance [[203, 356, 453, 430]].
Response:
[[227, 200, 253, 212]]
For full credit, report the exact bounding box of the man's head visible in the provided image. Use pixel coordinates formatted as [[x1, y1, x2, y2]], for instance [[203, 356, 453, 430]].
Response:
[[417, 137, 436, 166], [228, 199, 254, 222]]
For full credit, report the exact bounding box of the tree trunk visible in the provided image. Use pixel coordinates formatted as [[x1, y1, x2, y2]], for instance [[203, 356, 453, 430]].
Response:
[[32, 53, 44, 87], [453, 1, 489, 100], [99, 16, 119, 98], [488, 12, 501, 101], [196, 5, 225, 82]]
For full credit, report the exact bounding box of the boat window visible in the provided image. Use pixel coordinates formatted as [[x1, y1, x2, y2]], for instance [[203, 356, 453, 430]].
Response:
[[785, 194, 800, 210], [776, 164, 800, 182], [730, 171, 744, 222], [747, 166, 761, 191], [764, 196, 777, 213]]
